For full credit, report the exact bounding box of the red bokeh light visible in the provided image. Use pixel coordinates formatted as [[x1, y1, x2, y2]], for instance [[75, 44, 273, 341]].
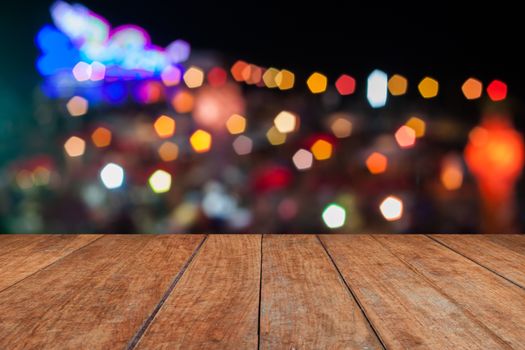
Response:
[[486, 80, 507, 101], [335, 74, 356, 95]]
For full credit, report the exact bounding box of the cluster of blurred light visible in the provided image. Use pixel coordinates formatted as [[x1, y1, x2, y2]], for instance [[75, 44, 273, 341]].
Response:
[[322, 203, 346, 229], [136, 81, 163, 104], [242, 64, 263, 85], [441, 154, 463, 190], [183, 66, 204, 88], [153, 115, 176, 138], [207, 67, 227, 87], [231, 60, 294, 90], [388, 74, 408, 96], [274, 111, 298, 134], [366, 152, 388, 174], [330, 115, 353, 138], [266, 126, 287, 146], [274, 70, 295, 90], [158, 141, 179, 161], [379, 196, 403, 221], [395, 125, 416, 148], [16, 166, 52, 189], [171, 90, 194, 113], [100, 163, 124, 189], [367, 70, 388, 108], [66, 96, 88, 117], [161, 65, 182, 86], [64, 136, 85, 157], [262, 68, 279, 88], [91, 127, 112, 147], [404, 117, 426, 138], [461, 78, 482, 100], [72, 61, 105, 82], [190, 129, 212, 153], [232, 135, 253, 155], [486, 80, 507, 101], [148, 169, 172, 194], [292, 149, 313, 170], [307, 72, 328, 94], [226, 114, 247, 134], [335, 74, 356, 95], [310, 139, 333, 160], [418, 77, 439, 98]]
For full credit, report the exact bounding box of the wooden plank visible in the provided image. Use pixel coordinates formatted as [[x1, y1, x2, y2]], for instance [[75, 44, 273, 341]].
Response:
[[320, 234, 514, 349], [375, 234, 525, 349], [0, 234, 102, 291], [0, 234, 204, 350], [260, 235, 383, 350], [431, 234, 525, 289], [135, 234, 261, 350]]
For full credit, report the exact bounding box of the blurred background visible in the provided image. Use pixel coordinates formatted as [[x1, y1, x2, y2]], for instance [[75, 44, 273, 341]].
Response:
[[0, 1, 524, 234]]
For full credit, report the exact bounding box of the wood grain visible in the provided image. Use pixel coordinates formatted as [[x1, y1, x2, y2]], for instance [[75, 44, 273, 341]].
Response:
[[135, 235, 261, 350], [0, 234, 102, 291], [260, 235, 383, 350], [0, 234, 204, 350], [431, 234, 525, 288], [375, 234, 525, 349], [320, 234, 513, 349]]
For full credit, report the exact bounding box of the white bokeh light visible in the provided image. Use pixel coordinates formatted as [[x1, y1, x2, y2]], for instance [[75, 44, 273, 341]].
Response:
[[100, 163, 124, 189]]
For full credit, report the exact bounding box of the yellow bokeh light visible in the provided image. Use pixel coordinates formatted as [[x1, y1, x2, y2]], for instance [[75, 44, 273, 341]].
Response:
[[418, 77, 439, 98], [66, 96, 88, 117], [388, 74, 408, 96], [366, 152, 388, 174], [158, 141, 179, 162], [405, 117, 426, 138], [262, 67, 279, 88], [274, 69, 295, 90], [330, 117, 353, 138], [461, 78, 483, 100], [310, 139, 333, 160], [226, 114, 247, 134], [154, 115, 176, 138], [148, 169, 172, 194], [190, 129, 212, 153], [171, 90, 194, 114], [306, 72, 328, 94], [395, 125, 416, 148], [91, 127, 112, 148], [266, 126, 287, 146], [64, 136, 86, 157], [183, 66, 204, 88], [274, 111, 297, 134]]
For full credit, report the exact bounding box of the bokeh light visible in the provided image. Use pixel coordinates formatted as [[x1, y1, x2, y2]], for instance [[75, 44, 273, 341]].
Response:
[[310, 139, 333, 160], [231, 60, 248, 82], [193, 84, 245, 130], [486, 80, 507, 101], [90, 61, 105, 81], [292, 149, 313, 170], [183, 66, 204, 88], [207, 67, 227, 87], [100, 163, 124, 189], [379, 196, 403, 221], [306, 72, 328, 94], [366, 152, 388, 174], [190, 129, 212, 153], [274, 111, 298, 134], [266, 126, 287, 146], [158, 141, 179, 162], [405, 117, 426, 138], [335, 74, 356, 95], [274, 69, 295, 90], [72, 61, 91, 82], [153, 115, 176, 138], [226, 114, 247, 134], [91, 127, 112, 148], [161, 65, 182, 86], [330, 116, 352, 138], [232, 135, 253, 155], [322, 203, 346, 229], [461, 78, 482, 100], [441, 153, 463, 190], [388, 74, 408, 96], [64, 136, 86, 157], [66, 96, 88, 117], [262, 67, 279, 88], [367, 69, 388, 108], [418, 77, 439, 98], [171, 90, 194, 113], [395, 125, 416, 148], [166, 39, 190, 63], [148, 169, 172, 194]]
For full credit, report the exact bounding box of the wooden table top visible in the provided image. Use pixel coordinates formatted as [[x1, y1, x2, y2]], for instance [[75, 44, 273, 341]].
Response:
[[0, 234, 524, 349]]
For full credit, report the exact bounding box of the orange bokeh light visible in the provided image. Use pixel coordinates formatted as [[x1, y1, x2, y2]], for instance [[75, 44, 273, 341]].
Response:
[[366, 152, 388, 174]]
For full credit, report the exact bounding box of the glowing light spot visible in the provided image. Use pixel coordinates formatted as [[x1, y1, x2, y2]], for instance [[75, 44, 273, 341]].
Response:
[[32, 167, 51, 186], [161, 65, 182, 86], [171, 90, 194, 113], [274, 111, 298, 134], [310, 139, 333, 160], [233, 135, 253, 155], [469, 126, 489, 147], [275, 69, 295, 90], [388, 74, 408, 96], [16, 170, 33, 190], [487, 80, 507, 101], [66, 96, 88, 117], [100, 163, 124, 189], [158, 141, 179, 162], [292, 149, 313, 170], [330, 117, 352, 138], [262, 67, 279, 88], [306, 72, 328, 94], [207, 67, 227, 87], [148, 169, 172, 194], [380, 196, 403, 221], [91, 127, 111, 148], [153, 115, 176, 138], [322, 204, 346, 229], [266, 126, 287, 146], [166, 39, 190, 63], [72, 61, 91, 82], [243, 65, 262, 85], [64, 136, 85, 157], [136, 81, 163, 104], [226, 114, 246, 134], [395, 125, 416, 148], [367, 69, 388, 108], [231, 60, 248, 82], [335, 74, 356, 95], [418, 77, 439, 98], [366, 152, 388, 174], [183, 66, 204, 88], [190, 129, 212, 153], [461, 78, 483, 100], [405, 117, 426, 138], [441, 154, 463, 190], [90, 61, 105, 81]]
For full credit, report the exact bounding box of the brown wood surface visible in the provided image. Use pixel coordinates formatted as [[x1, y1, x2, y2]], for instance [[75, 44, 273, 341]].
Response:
[[260, 235, 383, 350], [0, 234, 102, 291], [320, 234, 514, 349], [135, 235, 261, 350], [0, 234, 204, 350], [431, 234, 525, 288]]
